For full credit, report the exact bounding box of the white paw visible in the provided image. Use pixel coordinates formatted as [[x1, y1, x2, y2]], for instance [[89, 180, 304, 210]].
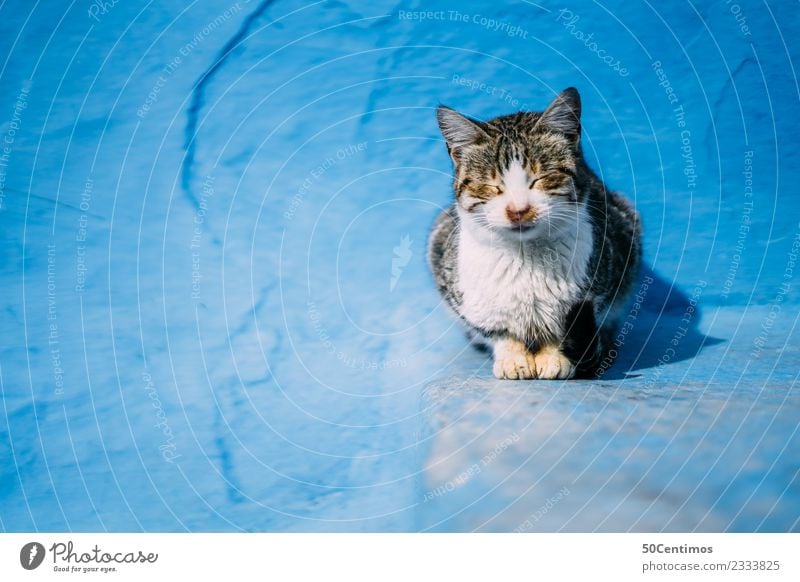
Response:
[[531, 346, 575, 380], [493, 351, 537, 380]]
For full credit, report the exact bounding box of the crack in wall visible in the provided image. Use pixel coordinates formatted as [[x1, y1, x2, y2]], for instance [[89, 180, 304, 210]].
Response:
[[181, 0, 278, 210], [182, 1, 278, 504]]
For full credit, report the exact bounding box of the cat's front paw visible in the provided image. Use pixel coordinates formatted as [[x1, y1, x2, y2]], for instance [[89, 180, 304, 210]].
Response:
[[492, 338, 537, 380], [493, 352, 537, 380], [531, 345, 575, 380]]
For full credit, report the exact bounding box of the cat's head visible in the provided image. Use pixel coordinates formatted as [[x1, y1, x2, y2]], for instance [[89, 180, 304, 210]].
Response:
[[437, 87, 585, 240]]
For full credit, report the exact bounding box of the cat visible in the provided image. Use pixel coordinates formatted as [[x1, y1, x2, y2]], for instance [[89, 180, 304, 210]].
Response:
[[428, 87, 641, 380]]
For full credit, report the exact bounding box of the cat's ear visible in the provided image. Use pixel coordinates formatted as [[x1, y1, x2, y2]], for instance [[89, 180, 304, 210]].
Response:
[[538, 87, 581, 141], [437, 106, 491, 154]]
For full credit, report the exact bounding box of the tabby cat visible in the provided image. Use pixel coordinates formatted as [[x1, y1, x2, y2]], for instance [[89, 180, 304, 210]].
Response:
[[428, 88, 641, 379]]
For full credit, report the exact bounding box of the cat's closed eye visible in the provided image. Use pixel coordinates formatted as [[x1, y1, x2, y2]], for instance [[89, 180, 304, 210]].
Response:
[[533, 171, 575, 195], [472, 184, 503, 198]]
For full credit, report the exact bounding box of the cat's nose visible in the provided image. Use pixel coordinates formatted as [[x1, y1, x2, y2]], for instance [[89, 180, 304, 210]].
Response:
[[506, 204, 533, 224]]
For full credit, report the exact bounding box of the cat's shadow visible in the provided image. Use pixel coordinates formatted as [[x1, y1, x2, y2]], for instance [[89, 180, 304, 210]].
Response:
[[600, 266, 724, 380]]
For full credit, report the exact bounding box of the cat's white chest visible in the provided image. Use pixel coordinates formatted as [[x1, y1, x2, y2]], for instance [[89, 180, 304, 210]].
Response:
[[456, 227, 592, 342]]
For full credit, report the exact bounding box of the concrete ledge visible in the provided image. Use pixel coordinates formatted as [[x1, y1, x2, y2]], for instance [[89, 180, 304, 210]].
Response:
[[417, 375, 800, 532]]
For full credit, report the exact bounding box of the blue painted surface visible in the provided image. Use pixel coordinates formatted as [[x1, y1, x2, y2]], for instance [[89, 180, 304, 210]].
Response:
[[0, 0, 798, 531]]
